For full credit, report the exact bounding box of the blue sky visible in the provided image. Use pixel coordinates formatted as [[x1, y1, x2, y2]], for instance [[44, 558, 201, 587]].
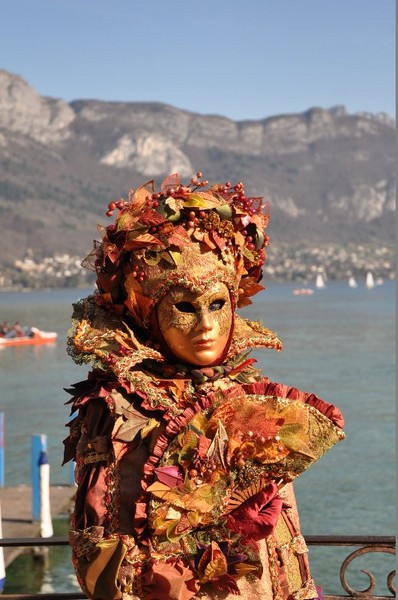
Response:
[[1, 0, 395, 121]]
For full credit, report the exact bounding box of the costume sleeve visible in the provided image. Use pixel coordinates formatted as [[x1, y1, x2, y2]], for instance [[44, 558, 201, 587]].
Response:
[[64, 377, 157, 600]]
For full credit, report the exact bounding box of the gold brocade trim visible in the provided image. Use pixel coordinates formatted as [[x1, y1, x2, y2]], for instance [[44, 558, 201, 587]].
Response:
[[266, 535, 284, 600], [292, 534, 309, 555], [227, 315, 283, 358], [69, 526, 106, 558], [278, 534, 309, 565], [291, 577, 318, 600], [104, 460, 121, 532], [82, 452, 110, 465]]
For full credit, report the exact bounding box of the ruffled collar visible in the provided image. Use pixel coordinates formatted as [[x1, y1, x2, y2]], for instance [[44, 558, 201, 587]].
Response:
[[67, 294, 282, 383]]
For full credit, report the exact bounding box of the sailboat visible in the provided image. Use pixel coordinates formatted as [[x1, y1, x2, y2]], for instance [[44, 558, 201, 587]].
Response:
[[366, 271, 375, 289], [315, 273, 326, 289], [348, 276, 358, 288]]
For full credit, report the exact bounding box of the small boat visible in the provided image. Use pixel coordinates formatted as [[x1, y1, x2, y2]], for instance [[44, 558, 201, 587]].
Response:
[[315, 273, 326, 289], [366, 271, 375, 289], [348, 276, 358, 288], [293, 288, 314, 296], [0, 327, 57, 347]]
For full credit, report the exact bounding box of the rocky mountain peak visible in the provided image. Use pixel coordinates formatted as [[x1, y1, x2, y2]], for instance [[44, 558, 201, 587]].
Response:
[[0, 69, 394, 276], [0, 70, 75, 143]]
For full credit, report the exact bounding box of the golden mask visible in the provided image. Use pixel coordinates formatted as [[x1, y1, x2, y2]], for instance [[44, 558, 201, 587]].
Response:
[[157, 283, 233, 366]]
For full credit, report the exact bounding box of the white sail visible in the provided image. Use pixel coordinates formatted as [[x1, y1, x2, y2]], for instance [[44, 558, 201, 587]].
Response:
[[366, 271, 375, 289], [348, 276, 358, 288], [315, 273, 326, 288]]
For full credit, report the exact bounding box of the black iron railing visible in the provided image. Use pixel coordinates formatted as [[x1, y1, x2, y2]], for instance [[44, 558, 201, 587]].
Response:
[[0, 535, 395, 599]]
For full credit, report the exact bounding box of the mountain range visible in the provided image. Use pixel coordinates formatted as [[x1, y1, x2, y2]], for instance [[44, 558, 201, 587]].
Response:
[[0, 69, 395, 273]]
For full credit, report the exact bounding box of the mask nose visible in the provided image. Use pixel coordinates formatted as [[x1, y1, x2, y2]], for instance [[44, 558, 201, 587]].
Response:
[[196, 310, 213, 333]]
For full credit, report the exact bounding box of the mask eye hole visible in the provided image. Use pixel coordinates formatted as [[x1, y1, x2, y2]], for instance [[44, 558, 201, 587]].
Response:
[[175, 301, 196, 313], [209, 299, 225, 312]]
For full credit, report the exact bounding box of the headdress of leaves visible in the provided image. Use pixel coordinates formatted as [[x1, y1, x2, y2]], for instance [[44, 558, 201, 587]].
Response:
[[83, 172, 270, 327]]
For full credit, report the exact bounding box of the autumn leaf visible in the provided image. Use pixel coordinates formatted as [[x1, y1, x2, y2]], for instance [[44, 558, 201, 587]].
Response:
[[138, 209, 166, 228], [164, 196, 185, 212], [239, 277, 265, 297], [123, 275, 143, 322], [170, 513, 192, 536], [201, 232, 217, 250], [161, 173, 180, 193], [178, 430, 199, 464], [183, 194, 208, 208], [189, 411, 210, 435], [116, 211, 140, 232], [198, 542, 228, 582], [184, 484, 215, 513], [279, 423, 316, 459], [109, 390, 131, 414], [130, 182, 155, 211], [141, 418, 160, 439], [207, 420, 228, 468], [210, 230, 227, 251], [124, 273, 153, 326], [166, 225, 190, 247], [254, 439, 290, 464], [124, 232, 165, 251], [117, 322, 144, 350], [192, 230, 205, 242], [102, 241, 119, 263], [154, 466, 184, 488], [242, 245, 256, 262], [233, 230, 246, 248], [197, 435, 211, 458], [237, 295, 253, 308], [97, 270, 121, 292], [184, 193, 221, 208], [143, 250, 162, 266], [163, 249, 180, 267], [112, 406, 153, 442], [146, 481, 173, 499]]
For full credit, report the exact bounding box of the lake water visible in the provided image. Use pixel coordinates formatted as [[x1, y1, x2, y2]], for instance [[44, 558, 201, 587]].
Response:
[[0, 281, 395, 595]]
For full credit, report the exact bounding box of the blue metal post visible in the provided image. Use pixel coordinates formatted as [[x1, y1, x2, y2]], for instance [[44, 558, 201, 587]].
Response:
[[32, 434, 47, 521], [0, 413, 4, 488]]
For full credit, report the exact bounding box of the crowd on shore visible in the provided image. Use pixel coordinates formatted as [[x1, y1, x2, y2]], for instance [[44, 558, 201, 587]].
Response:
[[0, 321, 33, 338]]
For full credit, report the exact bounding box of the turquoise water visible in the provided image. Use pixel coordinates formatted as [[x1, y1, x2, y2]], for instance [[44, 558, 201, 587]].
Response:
[[0, 281, 395, 595]]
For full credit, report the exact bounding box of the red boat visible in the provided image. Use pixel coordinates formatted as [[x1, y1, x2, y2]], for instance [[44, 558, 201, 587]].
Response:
[[292, 288, 314, 296], [0, 327, 57, 347]]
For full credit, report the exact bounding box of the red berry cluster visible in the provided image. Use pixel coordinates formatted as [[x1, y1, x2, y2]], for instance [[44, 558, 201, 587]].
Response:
[[130, 265, 145, 282], [188, 450, 219, 484], [117, 345, 132, 357], [106, 200, 126, 218]]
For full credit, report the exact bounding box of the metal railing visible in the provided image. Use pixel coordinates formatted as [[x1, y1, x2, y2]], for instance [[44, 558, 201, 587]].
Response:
[[0, 535, 395, 599]]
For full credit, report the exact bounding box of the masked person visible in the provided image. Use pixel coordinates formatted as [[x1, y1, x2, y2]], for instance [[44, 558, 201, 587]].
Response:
[[64, 173, 345, 600]]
